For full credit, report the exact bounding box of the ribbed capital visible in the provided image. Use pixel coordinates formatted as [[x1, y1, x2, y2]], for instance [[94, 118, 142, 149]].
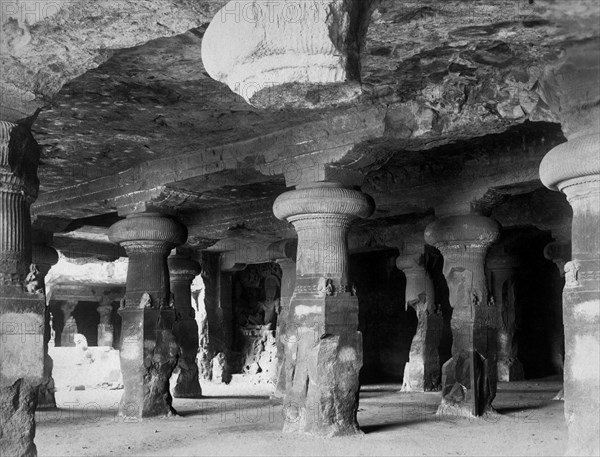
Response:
[[273, 184, 374, 222], [168, 255, 201, 280], [108, 213, 187, 250], [0, 120, 40, 201], [539, 132, 600, 192], [424, 215, 501, 248]]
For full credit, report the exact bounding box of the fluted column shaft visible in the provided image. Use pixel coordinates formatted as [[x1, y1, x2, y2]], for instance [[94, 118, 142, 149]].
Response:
[[397, 252, 442, 392], [273, 182, 374, 436], [169, 254, 202, 398], [425, 215, 500, 417], [0, 120, 44, 457], [540, 132, 600, 456], [108, 213, 187, 419]]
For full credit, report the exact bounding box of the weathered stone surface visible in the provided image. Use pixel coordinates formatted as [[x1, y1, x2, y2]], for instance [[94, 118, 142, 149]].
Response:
[[273, 182, 374, 436], [169, 254, 202, 398], [0, 120, 45, 456], [108, 213, 186, 418], [486, 246, 524, 382], [425, 215, 500, 418], [397, 251, 442, 392], [538, 39, 599, 456], [202, 0, 376, 109], [0, 379, 39, 457], [199, 252, 233, 384]]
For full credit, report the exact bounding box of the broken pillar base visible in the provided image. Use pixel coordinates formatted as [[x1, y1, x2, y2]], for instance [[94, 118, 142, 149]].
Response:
[[436, 400, 501, 422], [211, 353, 232, 384], [0, 380, 39, 457], [283, 324, 363, 437], [118, 308, 179, 419], [37, 378, 56, 409], [439, 350, 495, 418], [173, 365, 202, 399], [0, 286, 45, 455], [497, 357, 524, 382], [172, 319, 202, 398]]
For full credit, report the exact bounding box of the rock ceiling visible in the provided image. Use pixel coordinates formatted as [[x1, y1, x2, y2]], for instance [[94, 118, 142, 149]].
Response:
[[2, 0, 597, 252]]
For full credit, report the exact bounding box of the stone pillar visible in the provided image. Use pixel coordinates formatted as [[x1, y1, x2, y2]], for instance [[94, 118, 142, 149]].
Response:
[[397, 251, 443, 392], [199, 251, 233, 384], [32, 244, 59, 408], [0, 121, 45, 456], [540, 134, 600, 456], [97, 296, 114, 347], [424, 215, 500, 417], [168, 253, 202, 398], [273, 257, 296, 397], [273, 182, 374, 436], [60, 300, 78, 347], [108, 213, 186, 418], [486, 249, 524, 382]]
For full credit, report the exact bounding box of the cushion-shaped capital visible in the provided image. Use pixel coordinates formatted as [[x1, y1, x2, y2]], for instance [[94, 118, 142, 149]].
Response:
[[108, 213, 187, 247], [539, 133, 600, 191], [201, 0, 364, 108], [425, 215, 500, 248], [168, 255, 201, 278], [273, 184, 374, 222]]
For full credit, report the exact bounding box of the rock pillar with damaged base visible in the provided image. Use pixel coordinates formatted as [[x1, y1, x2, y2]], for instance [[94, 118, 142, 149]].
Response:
[[32, 244, 59, 408], [486, 248, 524, 382], [425, 215, 500, 418], [397, 251, 443, 392], [273, 183, 374, 436], [273, 257, 296, 397], [108, 213, 187, 419], [0, 120, 45, 457], [168, 254, 202, 398]]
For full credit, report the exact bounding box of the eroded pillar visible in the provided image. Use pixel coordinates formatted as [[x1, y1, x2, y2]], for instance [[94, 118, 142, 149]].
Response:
[[486, 248, 524, 382], [273, 257, 296, 397], [0, 121, 45, 457], [425, 215, 500, 417], [97, 296, 114, 347], [397, 251, 442, 392], [540, 134, 600, 456], [60, 300, 78, 347], [168, 253, 202, 398], [32, 244, 59, 408], [108, 213, 186, 418], [273, 182, 374, 436]]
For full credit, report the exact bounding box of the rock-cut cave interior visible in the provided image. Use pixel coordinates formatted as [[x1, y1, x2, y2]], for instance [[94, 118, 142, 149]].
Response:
[[0, 1, 599, 456]]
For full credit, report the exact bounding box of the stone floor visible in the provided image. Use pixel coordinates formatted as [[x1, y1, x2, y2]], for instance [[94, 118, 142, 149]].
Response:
[[35, 376, 566, 456]]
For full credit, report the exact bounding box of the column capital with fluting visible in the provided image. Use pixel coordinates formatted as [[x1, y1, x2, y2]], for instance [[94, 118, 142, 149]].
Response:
[[168, 254, 201, 281], [424, 215, 501, 251], [273, 183, 374, 223], [108, 213, 187, 253], [0, 120, 40, 202], [539, 132, 600, 196]]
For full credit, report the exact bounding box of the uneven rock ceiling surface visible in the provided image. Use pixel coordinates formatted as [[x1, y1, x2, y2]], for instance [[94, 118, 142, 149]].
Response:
[[2, 0, 598, 252]]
